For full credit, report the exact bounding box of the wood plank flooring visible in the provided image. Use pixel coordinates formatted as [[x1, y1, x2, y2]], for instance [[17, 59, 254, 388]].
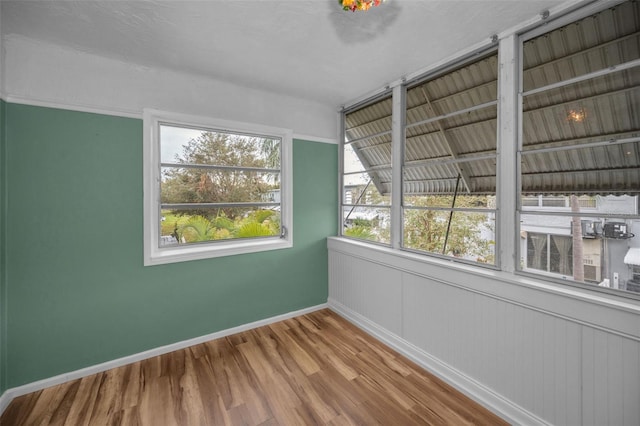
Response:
[[1, 309, 507, 425]]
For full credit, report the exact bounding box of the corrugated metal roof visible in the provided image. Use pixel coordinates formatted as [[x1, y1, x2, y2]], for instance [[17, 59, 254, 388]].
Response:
[[345, 0, 640, 196]]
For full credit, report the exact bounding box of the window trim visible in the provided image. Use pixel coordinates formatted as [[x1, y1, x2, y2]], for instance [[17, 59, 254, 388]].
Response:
[[143, 109, 293, 266]]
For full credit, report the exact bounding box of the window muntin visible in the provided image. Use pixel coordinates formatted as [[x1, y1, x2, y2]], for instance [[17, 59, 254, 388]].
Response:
[[144, 110, 292, 265], [341, 95, 392, 245], [402, 52, 498, 265], [518, 0, 640, 295]]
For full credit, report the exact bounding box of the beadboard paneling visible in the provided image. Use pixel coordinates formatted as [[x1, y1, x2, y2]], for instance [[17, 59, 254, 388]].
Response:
[[328, 238, 640, 425], [329, 250, 403, 337]]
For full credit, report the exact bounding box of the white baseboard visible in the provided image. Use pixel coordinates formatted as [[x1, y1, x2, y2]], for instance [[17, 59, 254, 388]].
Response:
[[0, 390, 11, 417], [327, 298, 550, 426], [0, 303, 327, 416]]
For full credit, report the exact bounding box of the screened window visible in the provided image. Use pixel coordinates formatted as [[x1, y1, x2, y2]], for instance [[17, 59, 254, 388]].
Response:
[[337, 0, 640, 299], [402, 52, 498, 265], [144, 110, 292, 265], [518, 0, 640, 294], [341, 95, 392, 244]]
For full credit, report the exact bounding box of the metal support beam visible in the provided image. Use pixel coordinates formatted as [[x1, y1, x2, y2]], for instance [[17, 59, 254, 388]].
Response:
[[419, 86, 473, 193]]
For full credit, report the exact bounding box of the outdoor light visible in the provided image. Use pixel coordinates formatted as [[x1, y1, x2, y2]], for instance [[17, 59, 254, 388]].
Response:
[[339, 0, 384, 12]]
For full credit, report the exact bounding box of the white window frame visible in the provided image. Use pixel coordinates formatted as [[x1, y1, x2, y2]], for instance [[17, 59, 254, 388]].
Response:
[[143, 109, 293, 266], [514, 1, 640, 297]]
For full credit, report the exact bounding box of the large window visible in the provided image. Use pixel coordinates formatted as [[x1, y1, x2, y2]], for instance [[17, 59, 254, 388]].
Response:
[[403, 52, 498, 265], [341, 95, 392, 244], [518, 0, 640, 294], [338, 0, 640, 298], [144, 110, 292, 265]]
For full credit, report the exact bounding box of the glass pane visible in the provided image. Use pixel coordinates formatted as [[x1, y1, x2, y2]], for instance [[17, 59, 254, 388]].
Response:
[[406, 52, 498, 126], [522, 74, 640, 149], [521, 141, 640, 196], [160, 208, 280, 247], [404, 194, 496, 209], [160, 124, 280, 168], [521, 211, 640, 295], [344, 96, 392, 142], [550, 234, 573, 275], [343, 206, 390, 244], [523, 1, 640, 92], [343, 94, 393, 243], [343, 172, 390, 206], [403, 209, 496, 264], [526, 233, 548, 271], [404, 161, 496, 197], [521, 195, 601, 211], [439, 104, 497, 139], [343, 143, 367, 174], [161, 167, 280, 204]]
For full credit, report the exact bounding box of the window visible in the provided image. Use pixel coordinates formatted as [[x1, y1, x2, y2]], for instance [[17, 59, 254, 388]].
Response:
[[341, 95, 392, 244], [518, 0, 640, 294], [338, 0, 640, 299], [525, 232, 573, 276], [144, 109, 292, 265], [402, 51, 498, 265]]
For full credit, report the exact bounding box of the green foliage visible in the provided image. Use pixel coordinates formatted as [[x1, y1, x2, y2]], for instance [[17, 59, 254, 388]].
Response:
[[343, 225, 375, 241], [235, 222, 275, 238], [177, 215, 218, 242], [165, 209, 280, 244], [351, 218, 372, 227], [212, 215, 234, 231], [403, 195, 495, 264], [251, 209, 276, 224]]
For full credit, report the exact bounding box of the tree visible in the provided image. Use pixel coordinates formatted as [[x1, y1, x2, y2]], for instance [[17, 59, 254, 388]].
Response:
[[403, 195, 495, 264], [161, 132, 279, 219], [570, 195, 585, 282]]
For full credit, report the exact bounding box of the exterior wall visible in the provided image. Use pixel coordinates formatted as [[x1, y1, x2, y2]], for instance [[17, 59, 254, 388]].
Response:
[[328, 237, 640, 426], [4, 103, 337, 388], [520, 196, 639, 290]]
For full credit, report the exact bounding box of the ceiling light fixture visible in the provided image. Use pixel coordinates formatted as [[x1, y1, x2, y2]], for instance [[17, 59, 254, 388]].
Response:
[[339, 0, 384, 12], [566, 108, 587, 123]]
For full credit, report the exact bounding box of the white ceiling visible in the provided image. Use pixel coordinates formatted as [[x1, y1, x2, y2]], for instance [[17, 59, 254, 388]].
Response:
[[2, 0, 566, 108]]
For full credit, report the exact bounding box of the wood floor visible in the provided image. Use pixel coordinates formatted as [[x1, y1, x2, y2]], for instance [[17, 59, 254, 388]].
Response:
[[1, 309, 507, 425]]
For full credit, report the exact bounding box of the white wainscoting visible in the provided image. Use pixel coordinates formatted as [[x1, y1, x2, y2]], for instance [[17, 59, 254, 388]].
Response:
[[328, 237, 640, 426]]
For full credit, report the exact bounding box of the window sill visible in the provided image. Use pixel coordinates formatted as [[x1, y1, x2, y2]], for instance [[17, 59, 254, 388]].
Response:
[[145, 238, 292, 266]]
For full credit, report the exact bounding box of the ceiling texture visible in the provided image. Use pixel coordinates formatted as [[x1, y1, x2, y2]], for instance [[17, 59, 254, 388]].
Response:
[[2, 0, 566, 108]]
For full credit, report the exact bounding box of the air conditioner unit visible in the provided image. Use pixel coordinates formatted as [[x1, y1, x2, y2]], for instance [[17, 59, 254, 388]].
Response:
[[581, 220, 602, 239], [603, 222, 633, 239]]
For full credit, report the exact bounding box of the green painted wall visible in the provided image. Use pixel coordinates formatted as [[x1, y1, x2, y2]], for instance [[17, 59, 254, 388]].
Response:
[[4, 103, 337, 388], [0, 99, 6, 394]]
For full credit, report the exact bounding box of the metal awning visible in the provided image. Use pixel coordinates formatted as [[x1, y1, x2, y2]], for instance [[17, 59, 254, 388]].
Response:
[[624, 248, 640, 266], [344, 1, 640, 197]]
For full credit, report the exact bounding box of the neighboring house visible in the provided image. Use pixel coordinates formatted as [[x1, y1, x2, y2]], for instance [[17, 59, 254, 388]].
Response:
[[520, 195, 639, 292]]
